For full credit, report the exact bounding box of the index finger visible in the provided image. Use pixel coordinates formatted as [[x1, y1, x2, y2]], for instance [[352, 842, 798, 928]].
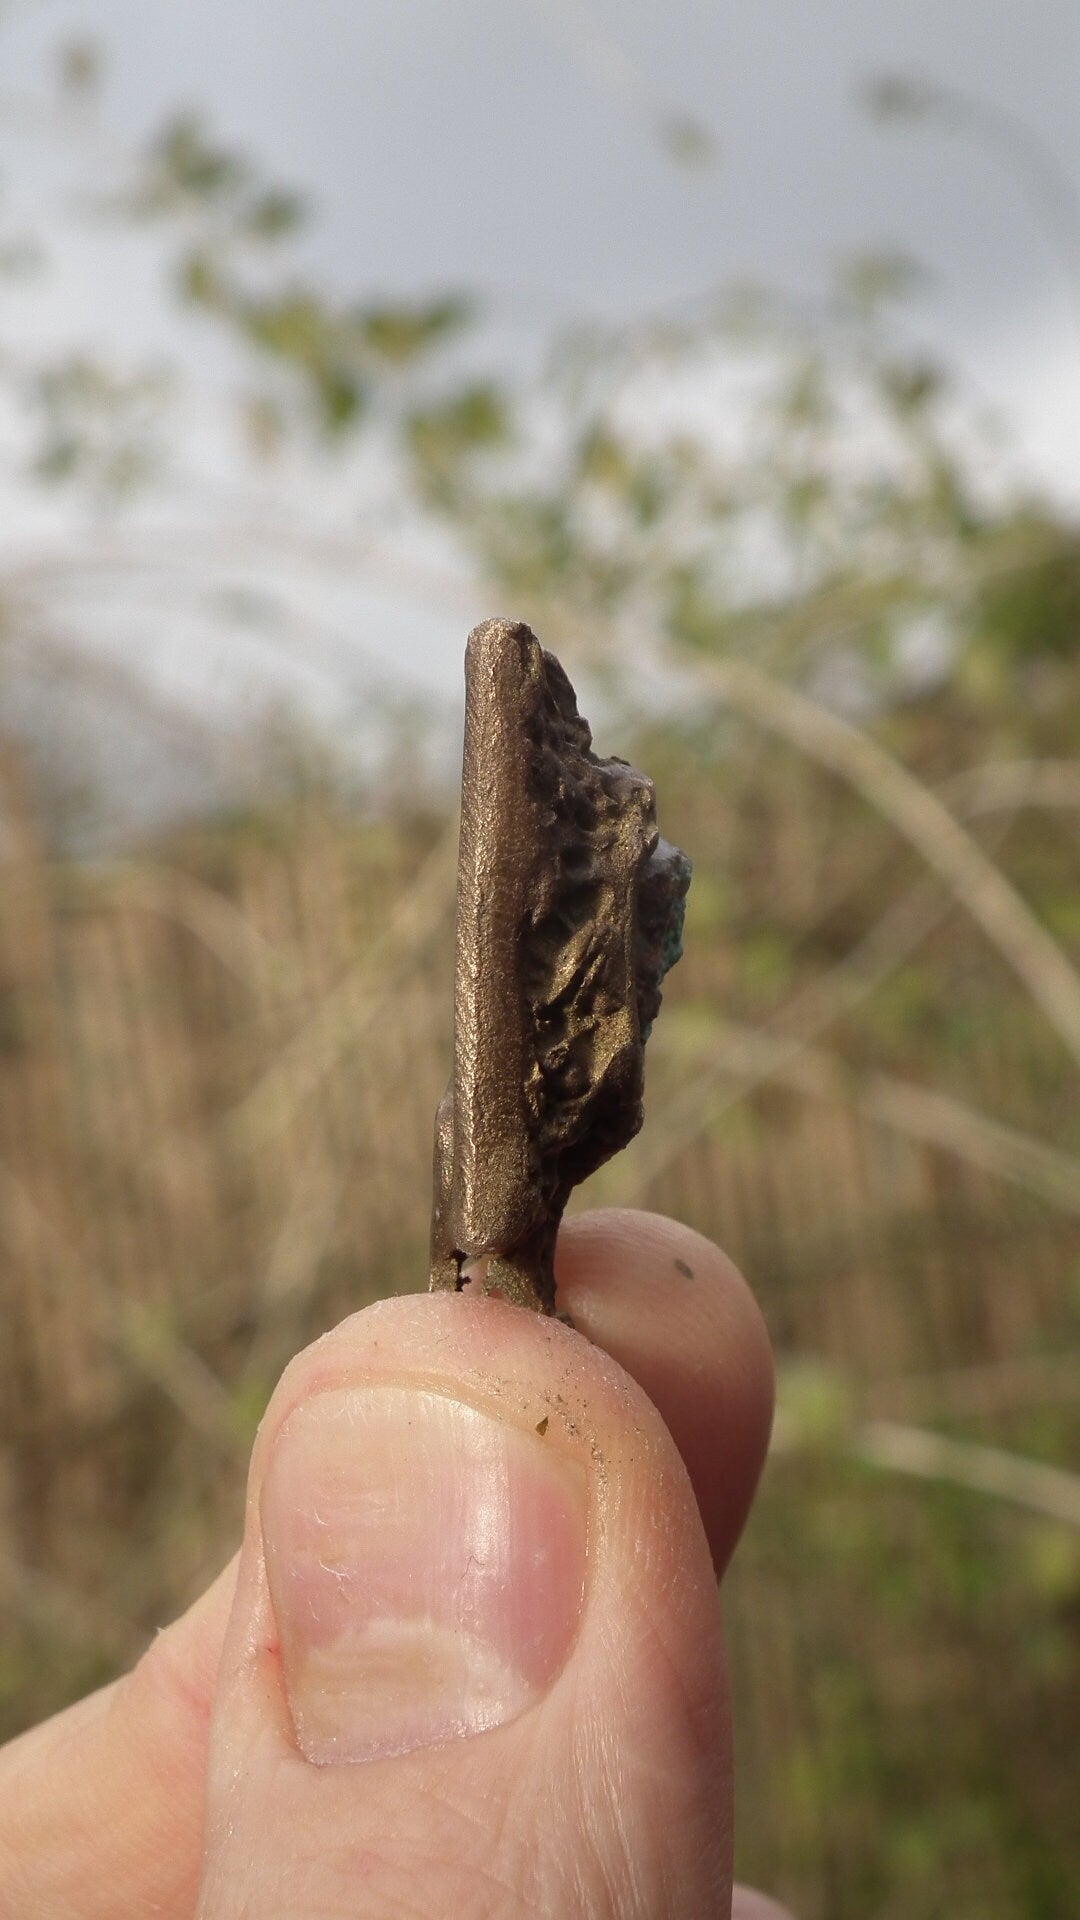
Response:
[[556, 1209, 775, 1576]]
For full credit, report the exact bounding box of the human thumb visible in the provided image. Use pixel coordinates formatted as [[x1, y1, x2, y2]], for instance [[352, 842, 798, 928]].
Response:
[[196, 1285, 738, 1919]]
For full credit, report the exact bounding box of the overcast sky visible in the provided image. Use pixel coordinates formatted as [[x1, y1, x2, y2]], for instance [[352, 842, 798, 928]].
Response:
[[6, 3, 1076, 338], [4, 0, 1080, 737]]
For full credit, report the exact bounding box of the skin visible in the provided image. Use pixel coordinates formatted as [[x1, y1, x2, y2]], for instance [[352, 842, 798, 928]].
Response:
[[0, 1210, 793, 1920]]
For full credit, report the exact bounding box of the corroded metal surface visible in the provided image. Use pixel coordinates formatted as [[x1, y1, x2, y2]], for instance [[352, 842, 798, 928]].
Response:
[[430, 618, 690, 1314]]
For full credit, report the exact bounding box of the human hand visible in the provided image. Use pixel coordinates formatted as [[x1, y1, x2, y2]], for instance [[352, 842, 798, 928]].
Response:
[[0, 1210, 792, 1919]]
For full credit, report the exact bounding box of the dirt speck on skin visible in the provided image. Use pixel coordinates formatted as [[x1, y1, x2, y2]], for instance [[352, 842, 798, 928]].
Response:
[[535, 1415, 549, 1436], [674, 1257, 694, 1279], [548, 1391, 580, 1437]]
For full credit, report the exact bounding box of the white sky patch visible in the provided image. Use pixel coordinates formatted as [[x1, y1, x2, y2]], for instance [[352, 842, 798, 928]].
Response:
[[1, 0, 1079, 799]]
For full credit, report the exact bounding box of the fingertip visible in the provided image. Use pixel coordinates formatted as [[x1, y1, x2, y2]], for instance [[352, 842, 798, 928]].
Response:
[[557, 1209, 775, 1574], [199, 1287, 734, 1916]]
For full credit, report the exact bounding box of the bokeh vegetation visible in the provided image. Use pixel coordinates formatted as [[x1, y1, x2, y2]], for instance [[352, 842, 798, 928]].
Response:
[[2, 32, 1080, 1920]]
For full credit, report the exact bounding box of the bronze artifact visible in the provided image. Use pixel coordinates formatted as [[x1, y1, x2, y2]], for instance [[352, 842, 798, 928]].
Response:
[[430, 618, 691, 1316]]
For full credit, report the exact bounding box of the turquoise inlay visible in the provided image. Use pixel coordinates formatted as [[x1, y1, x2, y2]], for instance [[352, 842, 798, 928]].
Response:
[[642, 852, 692, 1041]]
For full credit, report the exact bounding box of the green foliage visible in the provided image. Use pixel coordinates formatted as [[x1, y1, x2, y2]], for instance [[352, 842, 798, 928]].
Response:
[[974, 517, 1080, 665], [359, 296, 472, 366], [407, 381, 509, 500], [129, 113, 307, 233], [55, 36, 103, 98], [864, 75, 941, 125], [655, 112, 717, 170], [31, 353, 171, 494]]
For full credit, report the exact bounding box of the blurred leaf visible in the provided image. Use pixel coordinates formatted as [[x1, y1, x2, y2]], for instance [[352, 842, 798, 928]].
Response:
[[152, 115, 248, 204], [777, 351, 830, 431], [241, 392, 285, 457], [242, 287, 326, 362], [835, 248, 929, 315], [244, 189, 309, 241], [315, 365, 365, 433], [358, 296, 471, 366], [29, 352, 170, 495], [178, 247, 226, 309], [656, 112, 717, 169], [56, 37, 102, 97], [577, 424, 633, 490], [407, 382, 509, 499], [33, 434, 80, 482], [863, 72, 940, 123], [879, 356, 945, 417], [975, 521, 1080, 666]]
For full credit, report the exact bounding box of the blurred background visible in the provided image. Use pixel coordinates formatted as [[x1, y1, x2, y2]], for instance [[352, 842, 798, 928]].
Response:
[[2, 2, 1080, 1913]]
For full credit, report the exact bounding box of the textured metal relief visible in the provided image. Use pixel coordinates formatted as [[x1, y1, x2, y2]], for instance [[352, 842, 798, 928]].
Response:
[[430, 618, 690, 1314]]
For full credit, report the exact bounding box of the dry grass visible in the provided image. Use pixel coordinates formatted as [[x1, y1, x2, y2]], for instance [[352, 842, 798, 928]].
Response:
[[1, 727, 1079, 1919]]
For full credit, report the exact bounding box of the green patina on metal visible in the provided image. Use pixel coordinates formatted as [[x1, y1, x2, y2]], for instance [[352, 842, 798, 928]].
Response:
[[642, 849, 691, 1041]]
